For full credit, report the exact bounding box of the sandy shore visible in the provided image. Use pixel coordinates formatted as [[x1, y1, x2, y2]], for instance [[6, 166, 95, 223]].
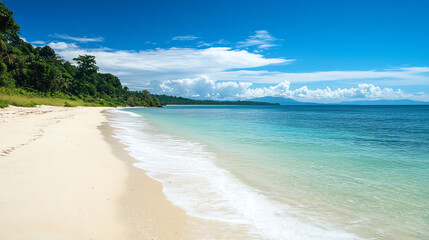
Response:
[[0, 106, 199, 239]]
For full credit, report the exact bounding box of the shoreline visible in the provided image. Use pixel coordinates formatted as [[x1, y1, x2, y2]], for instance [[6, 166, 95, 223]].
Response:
[[100, 110, 198, 239], [103, 109, 250, 239]]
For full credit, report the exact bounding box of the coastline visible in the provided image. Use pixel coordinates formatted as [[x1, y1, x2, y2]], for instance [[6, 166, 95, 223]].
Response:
[[0, 105, 246, 239], [103, 109, 250, 239], [101, 110, 197, 239]]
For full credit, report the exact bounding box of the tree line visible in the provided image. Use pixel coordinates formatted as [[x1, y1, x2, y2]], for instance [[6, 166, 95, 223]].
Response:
[[153, 94, 279, 105]]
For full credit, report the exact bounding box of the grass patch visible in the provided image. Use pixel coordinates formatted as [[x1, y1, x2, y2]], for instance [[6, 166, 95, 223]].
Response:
[[0, 99, 9, 108], [64, 101, 73, 107], [0, 87, 130, 108], [0, 94, 101, 107]]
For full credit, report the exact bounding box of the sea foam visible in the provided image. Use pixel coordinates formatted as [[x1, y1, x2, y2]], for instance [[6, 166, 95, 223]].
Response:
[[108, 109, 361, 240]]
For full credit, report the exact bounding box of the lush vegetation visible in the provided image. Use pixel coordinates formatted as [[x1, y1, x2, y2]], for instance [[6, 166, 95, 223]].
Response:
[[154, 94, 279, 105], [0, 2, 161, 108], [0, 87, 95, 107]]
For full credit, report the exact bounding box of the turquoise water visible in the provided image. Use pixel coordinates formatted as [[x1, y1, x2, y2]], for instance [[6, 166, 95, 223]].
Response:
[[117, 105, 429, 239]]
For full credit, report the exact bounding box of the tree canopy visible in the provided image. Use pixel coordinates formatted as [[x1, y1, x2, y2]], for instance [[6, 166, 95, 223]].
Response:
[[73, 55, 99, 74], [0, 3, 20, 41]]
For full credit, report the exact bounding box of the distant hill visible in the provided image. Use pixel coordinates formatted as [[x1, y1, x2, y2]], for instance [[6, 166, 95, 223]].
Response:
[[338, 99, 429, 105], [154, 94, 279, 105], [248, 97, 429, 106], [249, 97, 318, 105]]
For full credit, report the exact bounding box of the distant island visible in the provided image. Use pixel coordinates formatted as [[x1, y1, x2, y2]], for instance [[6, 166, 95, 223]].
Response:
[[249, 96, 319, 105], [154, 94, 278, 105], [337, 99, 429, 105], [249, 96, 429, 105]]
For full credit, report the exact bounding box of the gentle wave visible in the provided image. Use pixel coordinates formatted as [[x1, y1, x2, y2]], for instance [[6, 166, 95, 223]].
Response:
[[108, 109, 361, 240]]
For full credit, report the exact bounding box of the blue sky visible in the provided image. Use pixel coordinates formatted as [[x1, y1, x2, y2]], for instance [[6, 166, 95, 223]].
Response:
[[5, 0, 429, 102]]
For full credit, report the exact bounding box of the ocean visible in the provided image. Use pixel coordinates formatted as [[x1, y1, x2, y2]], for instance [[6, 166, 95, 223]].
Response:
[[108, 105, 429, 239]]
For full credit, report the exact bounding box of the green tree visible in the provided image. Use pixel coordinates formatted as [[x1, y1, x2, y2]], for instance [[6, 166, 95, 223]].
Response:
[[0, 62, 6, 76], [0, 2, 20, 41], [127, 96, 136, 106], [142, 90, 159, 106], [38, 46, 56, 59], [29, 61, 60, 92], [73, 55, 99, 74]]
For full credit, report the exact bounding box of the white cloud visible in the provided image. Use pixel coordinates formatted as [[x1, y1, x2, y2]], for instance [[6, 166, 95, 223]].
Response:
[[150, 76, 425, 102], [237, 30, 279, 49], [53, 45, 289, 81], [48, 42, 78, 50], [172, 35, 201, 41], [46, 40, 429, 101], [31, 41, 46, 45], [52, 34, 103, 43], [208, 68, 429, 84], [197, 39, 228, 47], [241, 82, 411, 102], [150, 76, 252, 99]]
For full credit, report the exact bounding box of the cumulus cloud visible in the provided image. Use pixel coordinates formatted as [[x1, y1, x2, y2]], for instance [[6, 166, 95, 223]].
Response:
[[48, 42, 78, 50], [150, 76, 421, 102], [208, 68, 429, 84], [241, 81, 411, 102], [52, 44, 289, 81], [150, 76, 252, 99], [52, 34, 103, 43], [237, 30, 279, 49], [172, 35, 201, 41]]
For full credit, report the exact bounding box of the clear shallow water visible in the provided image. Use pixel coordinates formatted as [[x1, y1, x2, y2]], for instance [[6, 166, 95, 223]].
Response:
[[110, 105, 429, 239]]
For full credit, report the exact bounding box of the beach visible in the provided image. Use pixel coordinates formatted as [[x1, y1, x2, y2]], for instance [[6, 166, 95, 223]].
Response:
[[1, 0, 428, 239], [0, 106, 213, 240]]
